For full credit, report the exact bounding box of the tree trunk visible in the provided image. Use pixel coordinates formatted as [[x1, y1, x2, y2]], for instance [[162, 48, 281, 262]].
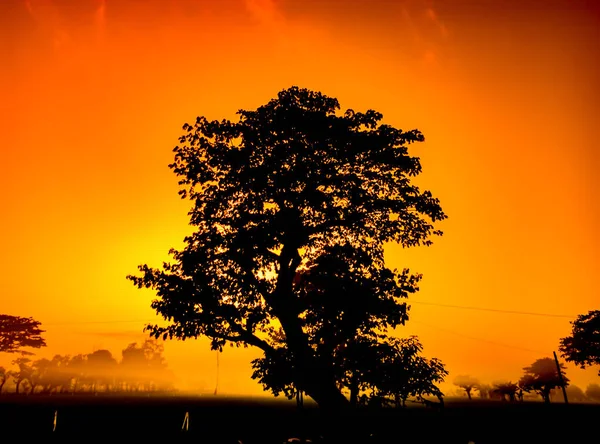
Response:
[[268, 246, 349, 411], [350, 372, 359, 407], [298, 366, 349, 410], [0, 381, 5, 394], [276, 313, 348, 409], [542, 389, 551, 403], [466, 388, 472, 400], [15, 380, 21, 394]]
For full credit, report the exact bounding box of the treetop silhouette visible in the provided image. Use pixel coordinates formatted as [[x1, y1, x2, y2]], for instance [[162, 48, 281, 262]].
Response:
[[128, 86, 447, 409], [586, 383, 600, 402], [560, 310, 600, 376], [0, 314, 46, 355], [453, 375, 479, 400]]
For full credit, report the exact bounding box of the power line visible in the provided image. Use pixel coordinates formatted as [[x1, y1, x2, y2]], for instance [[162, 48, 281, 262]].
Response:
[[42, 316, 550, 355], [40, 299, 577, 328], [44, 319, 157, 326], [409, 301, 576, 319], [410, 319, 547, 354]]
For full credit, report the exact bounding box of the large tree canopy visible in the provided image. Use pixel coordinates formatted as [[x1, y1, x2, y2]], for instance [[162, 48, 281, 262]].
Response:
[[560, 310, 600, 376], [128, 86, 446, 409], [0, 314, 46, 355]]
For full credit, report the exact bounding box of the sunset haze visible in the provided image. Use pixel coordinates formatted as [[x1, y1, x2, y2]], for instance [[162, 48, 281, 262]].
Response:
[[1, 0, 598, 396]]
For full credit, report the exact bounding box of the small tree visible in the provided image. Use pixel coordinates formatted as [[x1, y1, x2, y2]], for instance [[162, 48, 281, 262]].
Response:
[[10, 357, 32, 394], [477, 383, 492, 399], [0, 314, 46, 355], [453, 375, 479, 400], [120, 339, 174, 392], [69, 354, 87, 393], [551, 385, 586, 402], [560, 310, 600, 376], [87, 350, 117, 392], [519, 357, 569, 403], [492, 381, 518, 402], [0, 366, 8, 394], [29, 358, 53, 394], [251, 334, 447, 407], [369, 337, 446, 407], [50, 355, 76, 393], [585, 384, 600, 402]]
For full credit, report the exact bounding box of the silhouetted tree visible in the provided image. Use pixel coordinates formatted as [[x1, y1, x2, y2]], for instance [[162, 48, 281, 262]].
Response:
[[29, 358, 52, 394], [87, 350, 117, 392], [477, 383, 492, 399], [560, 310, 600, 376], [0, 366, 7, 394], [492, 381, 518, 402], [120, 339, 175, 392], [0, 314, 46, 354], [251, 334, 446, 408], [248, 242, 447, 406], [20, 379, 31, 394], [551, 385, 586, 402], [367, 336, 447, 407], [69, 354, 88, 392], [9, 357, 32, 394], [519, 357, 569, 403], [49, 355, 76, 393], [128, 87, 446, 409], [453, 375, 479, 400], [31, 356, 76, 394], [585, 383, 600, 402], [250, 245, 442, 405], [1, 343, 177, 396]]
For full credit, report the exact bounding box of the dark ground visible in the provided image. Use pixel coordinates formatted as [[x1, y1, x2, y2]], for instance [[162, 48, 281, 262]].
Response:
[[0, 395, 597, 443]]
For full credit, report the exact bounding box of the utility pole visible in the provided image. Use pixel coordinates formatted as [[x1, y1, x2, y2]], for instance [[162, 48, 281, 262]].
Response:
[[553, 351, 568, 404], [214, 350, 219, 395]]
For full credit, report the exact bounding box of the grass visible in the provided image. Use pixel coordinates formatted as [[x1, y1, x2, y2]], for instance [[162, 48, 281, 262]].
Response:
[[0, 395, 597, 443]]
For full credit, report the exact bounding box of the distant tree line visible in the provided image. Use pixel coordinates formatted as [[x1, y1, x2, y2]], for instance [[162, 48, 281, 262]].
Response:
[[450, 308, 600, 405], [0, 339, 176, 395], [453, 358, 600, 404]]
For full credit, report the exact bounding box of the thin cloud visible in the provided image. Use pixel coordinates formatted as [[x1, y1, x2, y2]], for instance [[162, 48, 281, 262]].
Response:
[[400, 1, 452, 67], [23, 0, 106, 50], [78, 330, 148, 341], [244, 0, 288, 34], [245, 0, 282, 23], [426, 6, 449, 39]]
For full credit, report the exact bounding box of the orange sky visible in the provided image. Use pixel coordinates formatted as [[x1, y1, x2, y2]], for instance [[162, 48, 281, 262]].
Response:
[[1, 0, 598, 396]]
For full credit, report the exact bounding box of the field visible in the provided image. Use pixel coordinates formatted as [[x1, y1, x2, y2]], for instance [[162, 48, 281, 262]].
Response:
[[0, 395, 597, 443]]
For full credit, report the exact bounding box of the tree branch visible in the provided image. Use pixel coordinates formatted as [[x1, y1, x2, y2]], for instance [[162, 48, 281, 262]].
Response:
[[213, 321, 275, 354]]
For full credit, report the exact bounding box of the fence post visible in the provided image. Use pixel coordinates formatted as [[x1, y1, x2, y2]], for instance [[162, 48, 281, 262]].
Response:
[[182, 411, 190, 431]]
